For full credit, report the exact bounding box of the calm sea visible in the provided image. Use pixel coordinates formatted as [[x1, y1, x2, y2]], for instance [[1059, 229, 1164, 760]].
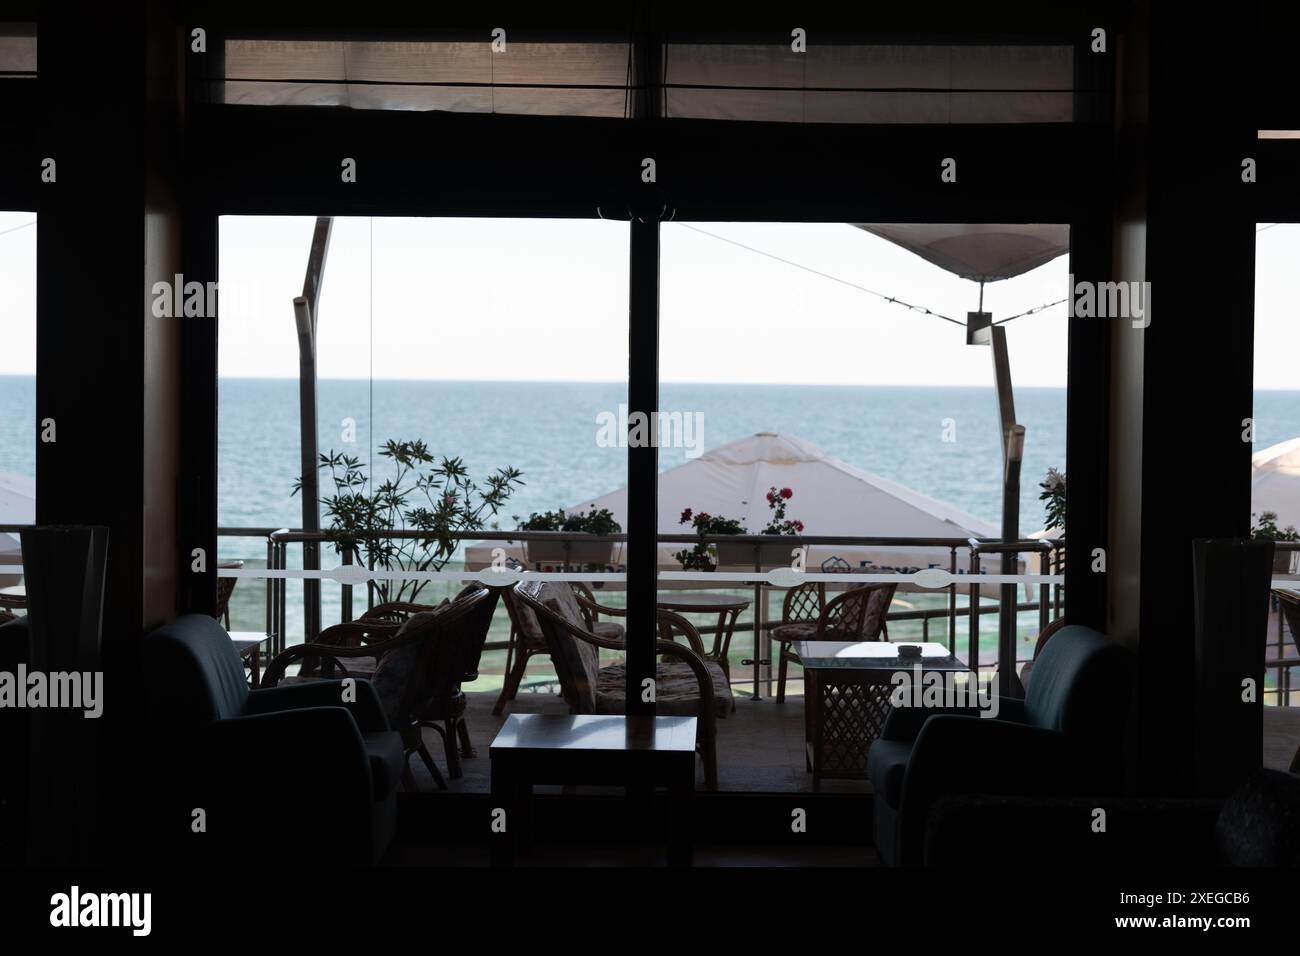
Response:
[[4, 376, 1300, 654], [5, 375, 1300, 536]]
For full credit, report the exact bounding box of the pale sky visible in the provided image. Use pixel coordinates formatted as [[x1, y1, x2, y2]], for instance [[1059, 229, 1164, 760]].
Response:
[[213, 216, 1072, 387], [1, 214, 1297, 389]]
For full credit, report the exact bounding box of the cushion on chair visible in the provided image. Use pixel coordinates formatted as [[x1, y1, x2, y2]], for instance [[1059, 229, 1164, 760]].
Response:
[[538, 583, 602, 712], [594, 660, 733, 716], [363, 730, 406, 801], [593, 621, 625, 641], [771, 621, 817, 645], [862, 586, 896, 639], [866, 738, 913, 807], [369, 641, 422, 727]]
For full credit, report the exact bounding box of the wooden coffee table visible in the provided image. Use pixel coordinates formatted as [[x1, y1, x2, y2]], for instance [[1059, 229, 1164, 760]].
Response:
[[796, 640, 969, 790], [489, 714, 697, 867]]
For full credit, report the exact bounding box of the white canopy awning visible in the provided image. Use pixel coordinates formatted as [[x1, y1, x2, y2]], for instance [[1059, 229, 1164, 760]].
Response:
[[1251, 437, 1300, 534], [0, 470, 33, 585], [468, 432, 1016, 593], [852, 223, 1069, 283]]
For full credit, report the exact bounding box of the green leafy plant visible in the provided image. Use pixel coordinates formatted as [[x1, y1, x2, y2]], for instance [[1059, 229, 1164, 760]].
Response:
[[294, 439, 523, 604], [516, 507, 622, 535], [674, 508, 746, 571], [1039, 468, 1066, 532], [1252, 511, 1299, 541]]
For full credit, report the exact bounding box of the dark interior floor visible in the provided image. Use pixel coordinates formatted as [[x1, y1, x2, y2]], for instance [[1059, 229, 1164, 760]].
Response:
[[405, 689, 1300, 795], [384, 839, 881, 867], [406, 686, 873, 794]]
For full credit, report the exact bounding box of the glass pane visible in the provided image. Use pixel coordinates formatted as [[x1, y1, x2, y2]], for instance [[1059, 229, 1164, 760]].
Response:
[[218, 214, 630, 791], [660, 220, 1068, 791], [0, 211, 36, 609], [1252, 222, 1300, 709]]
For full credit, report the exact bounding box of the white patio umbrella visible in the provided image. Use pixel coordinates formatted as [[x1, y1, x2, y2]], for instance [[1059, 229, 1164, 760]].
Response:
[[467, 432, 1013, 593], [0, 469, 35, 588], [851, 223, 1070, 283], [1251, 437, 1300, 532]]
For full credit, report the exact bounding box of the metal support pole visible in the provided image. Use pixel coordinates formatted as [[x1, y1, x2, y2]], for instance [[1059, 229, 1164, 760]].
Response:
[[971, 314, 1027, 699], [295, 217, 333, 643], [990, 324, 1026, 698], [627, 217, 660, 717]]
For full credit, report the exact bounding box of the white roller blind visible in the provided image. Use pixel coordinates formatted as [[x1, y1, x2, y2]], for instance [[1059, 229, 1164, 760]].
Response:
[[0, 23, 36, 76], [663, 43, 1075, 124], [221, 38, 633, 117]]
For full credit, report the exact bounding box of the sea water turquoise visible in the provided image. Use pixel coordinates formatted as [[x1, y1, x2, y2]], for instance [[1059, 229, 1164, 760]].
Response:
[[3, 376, 1300, 683]]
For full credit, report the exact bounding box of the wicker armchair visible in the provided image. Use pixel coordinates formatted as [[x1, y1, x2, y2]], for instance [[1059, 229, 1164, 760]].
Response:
[[214, 560, 244, 629], [493, 582, 627, 715], [262, 585, 495, 790], [569, 581, 626, 641], [771, 581, 898, 702], [510, 579, 732, 789]]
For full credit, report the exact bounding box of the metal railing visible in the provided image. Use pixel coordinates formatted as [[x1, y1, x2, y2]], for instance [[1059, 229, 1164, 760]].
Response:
[[218, 526, 1067, 696]]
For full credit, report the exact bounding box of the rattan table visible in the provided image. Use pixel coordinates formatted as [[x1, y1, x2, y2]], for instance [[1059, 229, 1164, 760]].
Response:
[[796, 640, 968, 791]]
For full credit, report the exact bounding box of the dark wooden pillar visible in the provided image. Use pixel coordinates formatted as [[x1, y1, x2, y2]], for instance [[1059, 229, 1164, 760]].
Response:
[[1106, 1, 1258, 794]]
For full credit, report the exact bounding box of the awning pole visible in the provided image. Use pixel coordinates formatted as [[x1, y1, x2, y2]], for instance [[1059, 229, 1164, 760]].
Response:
[[968, 311, 1026, 697], [295, 217, 333, 643]]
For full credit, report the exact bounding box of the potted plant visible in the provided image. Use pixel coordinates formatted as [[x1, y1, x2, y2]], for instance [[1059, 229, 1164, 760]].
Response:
[[1039, 468, 1066, 534], [674, 509, 746, 572], [716, 486, 806, 568], [296, 439, 523, 605], [1251, 511, 1299, 573], [516, 506, 621, 567]]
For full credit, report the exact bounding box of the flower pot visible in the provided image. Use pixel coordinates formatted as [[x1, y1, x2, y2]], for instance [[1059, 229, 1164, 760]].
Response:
[[1273, 549, 1296, 575], [715, 539, 801, 570], [525, 538, 616, 568]]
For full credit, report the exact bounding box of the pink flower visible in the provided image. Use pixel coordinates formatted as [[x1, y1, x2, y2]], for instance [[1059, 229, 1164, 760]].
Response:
[[792, 520, 805, 532], [780, 488, 793, 499], [680, 508, 693, 524]]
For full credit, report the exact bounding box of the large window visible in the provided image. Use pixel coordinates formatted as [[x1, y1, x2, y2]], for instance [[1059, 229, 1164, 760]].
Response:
[[218, 216, 630, 786], [0, 210, 36, 587], [658, 220, 1069, 791], [1252, 222, 1300, 708]]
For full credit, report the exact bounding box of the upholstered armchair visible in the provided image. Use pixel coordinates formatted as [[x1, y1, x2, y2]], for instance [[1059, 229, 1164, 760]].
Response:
[[142, 614, 403, 865], [509, 580, 732, 789], [867, 625, 1133, 866]]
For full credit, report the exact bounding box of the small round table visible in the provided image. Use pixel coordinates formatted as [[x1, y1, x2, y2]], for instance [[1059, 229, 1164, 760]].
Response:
[[655, 592, 750, 676]]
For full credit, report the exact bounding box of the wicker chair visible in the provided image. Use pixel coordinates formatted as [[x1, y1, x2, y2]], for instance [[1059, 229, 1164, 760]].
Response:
[[569, 581, 626, 642], [262, 585, 495, 790], [214, 560, 244, 629], [771, 581, 898, 703], [493, 582, 627, 716], [510, 579, 731, 789]]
